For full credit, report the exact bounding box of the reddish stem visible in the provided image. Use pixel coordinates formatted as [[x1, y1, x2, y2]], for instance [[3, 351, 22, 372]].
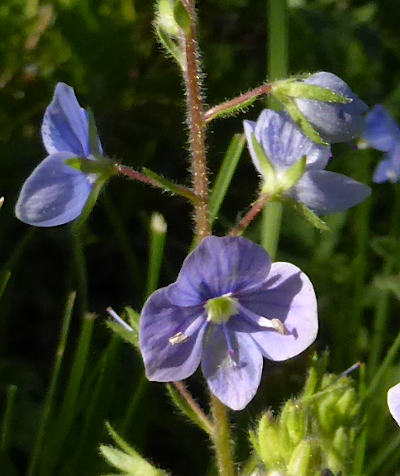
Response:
[[229, 194, 270, 236], [204, 83, 273, 123]]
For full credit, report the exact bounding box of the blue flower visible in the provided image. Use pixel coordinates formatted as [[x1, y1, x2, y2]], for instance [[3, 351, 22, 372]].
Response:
[[364, 105, 400, 183], [294, 72, 368, 143], [388, 383, 400, 426], [244, 109, 371, 215], [139, 236, 318, 410], [15, 83, 104, 227]]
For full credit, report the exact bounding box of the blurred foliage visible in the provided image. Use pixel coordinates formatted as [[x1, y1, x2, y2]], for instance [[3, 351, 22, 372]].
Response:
[[1, 0, 400, 475]]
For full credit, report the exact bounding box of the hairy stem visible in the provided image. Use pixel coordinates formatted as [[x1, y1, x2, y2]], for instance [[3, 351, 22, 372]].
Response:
[[181, 2, 235, 475], [182, 1, 210, 241], [204, 84, 272, 123]]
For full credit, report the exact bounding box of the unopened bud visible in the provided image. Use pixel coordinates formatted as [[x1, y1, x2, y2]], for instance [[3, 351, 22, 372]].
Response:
[[287, 439, 321, 476]]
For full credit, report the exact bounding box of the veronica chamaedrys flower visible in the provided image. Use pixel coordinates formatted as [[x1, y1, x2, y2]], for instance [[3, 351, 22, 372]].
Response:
[[15, 82, 106, 227], [139, 236, 318, 411], [294, 72, 368, 143], [244, 109, 370, 215], [388, 383, 400, 426], [364, 105, 400, 183]]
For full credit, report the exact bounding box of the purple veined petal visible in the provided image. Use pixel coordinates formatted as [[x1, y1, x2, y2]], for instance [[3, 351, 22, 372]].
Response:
[[373, 156, 397, 183], [253, 110, 331, 171], [232, 262, 317, 362], [201, 325, 263, 410], [364, 105, 400, 152], [388, 383, 400, 426], [139, 286, 207, 381], [295, 72, 368, 143], [41, 83, 91, 157], [289, 169, 371, 215], [166, 236, 272, 307], [15, 152, 96, 227]]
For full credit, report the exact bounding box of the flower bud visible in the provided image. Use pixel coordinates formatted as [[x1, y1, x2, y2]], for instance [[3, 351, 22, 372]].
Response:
[[279, 400, 307, 446], [257, 412, 285, 470], [286, 439, 321, 476], [294, 72, 368, 143]]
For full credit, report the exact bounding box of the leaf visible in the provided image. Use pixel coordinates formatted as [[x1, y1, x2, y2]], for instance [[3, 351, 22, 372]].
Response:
[[173, 0, 190, 35], [283, 197, 329, 232], [373, 274, 400, 300], [142, 167, 197, 202], [166, 384, 213, 435], [155, 25, 184, 70]]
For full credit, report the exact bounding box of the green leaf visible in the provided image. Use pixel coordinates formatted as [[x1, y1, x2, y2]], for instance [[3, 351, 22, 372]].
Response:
[[166, 384, 213, 435], [101, 423, 167, 476], [273, 93, 327, 145], [173, 0, 190, 35], [155, 25, 184, 70], [278, 157, 306, 192], [275, 81, 351, 103], [124, 306, 140, 334], [106, 321, 139, 350], [209, 133, 245, 224], [283, 197, 329, 232], [156, 0, 180, 37], [142, 167, 197, 202]]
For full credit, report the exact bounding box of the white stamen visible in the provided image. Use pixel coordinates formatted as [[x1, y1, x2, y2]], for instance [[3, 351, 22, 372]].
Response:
[[168, 331, 189, 345], [106, 306, 133, 331], [257, 316, 289, 335]]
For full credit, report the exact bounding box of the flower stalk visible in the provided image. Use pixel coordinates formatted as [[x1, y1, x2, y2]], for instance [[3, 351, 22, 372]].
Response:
[[229, 194, 270, 236], [180, 1, 234, 474]]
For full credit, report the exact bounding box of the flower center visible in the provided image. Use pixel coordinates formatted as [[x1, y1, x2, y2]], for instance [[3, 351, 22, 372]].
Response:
[[205, 295, 238, 324]]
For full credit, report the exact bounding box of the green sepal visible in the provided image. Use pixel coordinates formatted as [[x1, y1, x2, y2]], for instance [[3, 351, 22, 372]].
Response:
[[71, 179, 105, 232], [87, 107, 102, 158], [106, 320, 139, 350], [173, 0, 191, 35], [282, 197, 330, 232], [274, 80, 351, 104], [65, 157, 115, 182], [251, 134, 276, 184], [273, 92, 327, 145], [156, 0, 180, 37], [155, 25, 185, 70], [166, 384, 213, 435], [142, 167, 198, 202], [286, 439, 321, 476], [100, 422, 167, 476], [124, 306, 141, 332], [257, 411, 285, 469], [277, 156, 306, 193]]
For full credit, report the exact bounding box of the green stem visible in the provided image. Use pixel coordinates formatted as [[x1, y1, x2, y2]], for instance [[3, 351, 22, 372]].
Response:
[[145, 212, 167, 298], [27, 292, 76, 476], [261, 201, 282, 259], [210, 394, 235, 476], [230, 194, 270, 236], [261, 0, 288, 256]]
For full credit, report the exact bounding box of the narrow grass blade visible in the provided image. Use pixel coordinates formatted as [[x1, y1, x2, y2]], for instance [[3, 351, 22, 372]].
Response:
[[209, 133, 245, 225], [0, 385, 17, 453], [366, 432, 400, 476], [27, 292, 76, 476], [145, 212, 167, 298]]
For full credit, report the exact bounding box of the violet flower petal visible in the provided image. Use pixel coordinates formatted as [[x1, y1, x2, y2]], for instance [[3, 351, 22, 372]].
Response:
[[166, 236, 272, 307], [15, 152, 95, 227], [290, 169, 371, 215], [41, 82, 91, 157], [244, 110, 330, 174], [233, 262, 318, 361], [201, 326, 263, 410], [364, 105, 400, 152], [140, 287, 206, 381], [388, 383, 400, 426], [295, 72, 368, 143]]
